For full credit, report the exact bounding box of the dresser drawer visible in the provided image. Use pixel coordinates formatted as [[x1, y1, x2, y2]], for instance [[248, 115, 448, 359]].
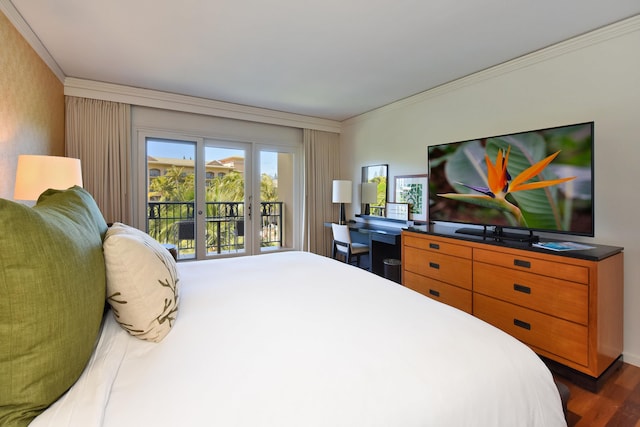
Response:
[[403, 234, 472, 258], [474, 248, 589, 284], [404, 246, 472, 289], [474, 262, 588, 325], [474, 294, 588, 366], [404, 271, 472, 314]]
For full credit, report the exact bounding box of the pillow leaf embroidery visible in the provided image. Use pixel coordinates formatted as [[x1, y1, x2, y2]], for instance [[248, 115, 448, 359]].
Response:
[[104, 223, 180, 342]]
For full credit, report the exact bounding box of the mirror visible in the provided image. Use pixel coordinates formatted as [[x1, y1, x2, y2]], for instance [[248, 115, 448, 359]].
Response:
[[361, 164, 388, 217]]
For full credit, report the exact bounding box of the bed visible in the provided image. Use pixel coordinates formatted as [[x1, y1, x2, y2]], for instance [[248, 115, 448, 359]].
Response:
[[0, 187, 566, 426]]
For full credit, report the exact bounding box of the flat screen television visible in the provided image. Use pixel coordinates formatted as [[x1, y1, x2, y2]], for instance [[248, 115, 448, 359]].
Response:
[[427, 122, 594, 242]]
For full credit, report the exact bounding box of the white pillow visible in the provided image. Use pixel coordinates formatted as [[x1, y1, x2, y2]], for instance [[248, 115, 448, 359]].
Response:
[[103, 222, 179, 342]]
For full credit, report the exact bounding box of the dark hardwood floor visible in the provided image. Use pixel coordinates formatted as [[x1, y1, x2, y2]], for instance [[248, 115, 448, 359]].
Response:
[[558, 362, 640, 426]]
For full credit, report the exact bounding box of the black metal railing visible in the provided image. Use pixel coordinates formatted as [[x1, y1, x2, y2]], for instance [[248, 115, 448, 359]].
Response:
[[147, 201, 283, 258]]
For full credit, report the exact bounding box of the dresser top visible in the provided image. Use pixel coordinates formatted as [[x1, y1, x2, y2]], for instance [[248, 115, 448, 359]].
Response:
[[404, 225, 623, 261]]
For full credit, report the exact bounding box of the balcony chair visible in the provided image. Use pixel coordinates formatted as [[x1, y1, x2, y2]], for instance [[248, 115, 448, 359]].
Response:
[[233, 219, 244, 251], [172, 220, 195, 250], [331, 223, 369, 268]]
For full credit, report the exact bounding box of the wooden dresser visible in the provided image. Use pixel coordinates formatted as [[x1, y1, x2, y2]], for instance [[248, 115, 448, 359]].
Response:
[[402, 229, 624, 389]]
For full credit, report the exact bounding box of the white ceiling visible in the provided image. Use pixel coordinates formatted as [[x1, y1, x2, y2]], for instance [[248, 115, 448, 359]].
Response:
[[8, 1, 640, 121]]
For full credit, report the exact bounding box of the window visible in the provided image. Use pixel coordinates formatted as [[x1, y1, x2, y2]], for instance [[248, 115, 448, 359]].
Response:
[[139, 134, 301, 260]]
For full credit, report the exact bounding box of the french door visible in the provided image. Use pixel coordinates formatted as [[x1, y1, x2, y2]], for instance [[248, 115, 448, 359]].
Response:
[[139, 132, 299, 260]]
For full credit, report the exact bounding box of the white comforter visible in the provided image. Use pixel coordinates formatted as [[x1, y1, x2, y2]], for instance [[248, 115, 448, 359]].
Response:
[[33, 251, 566, 426]]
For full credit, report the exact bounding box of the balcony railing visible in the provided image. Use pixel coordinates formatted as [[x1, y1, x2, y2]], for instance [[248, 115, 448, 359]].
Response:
[[147, 201, 283, 258]]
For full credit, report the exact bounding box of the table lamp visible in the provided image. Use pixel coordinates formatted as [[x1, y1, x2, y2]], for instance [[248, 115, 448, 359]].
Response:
[[14, 155, 83, 201], [332, 180, 352, 225]]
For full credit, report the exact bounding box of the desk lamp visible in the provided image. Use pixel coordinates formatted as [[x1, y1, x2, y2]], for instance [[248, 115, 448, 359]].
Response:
[[332, 180, 352, 225], [14, 155, 83, 201]]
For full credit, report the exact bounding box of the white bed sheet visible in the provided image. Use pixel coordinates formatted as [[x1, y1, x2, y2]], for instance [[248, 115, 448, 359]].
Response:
[[33, 251, 566, 426]]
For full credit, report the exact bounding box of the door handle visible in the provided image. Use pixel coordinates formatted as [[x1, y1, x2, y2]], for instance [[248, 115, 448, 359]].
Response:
[[247, 196, 252, 220]]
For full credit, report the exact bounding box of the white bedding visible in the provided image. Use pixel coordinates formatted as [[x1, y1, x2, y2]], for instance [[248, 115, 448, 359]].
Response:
[[33, 251, 566, 426]]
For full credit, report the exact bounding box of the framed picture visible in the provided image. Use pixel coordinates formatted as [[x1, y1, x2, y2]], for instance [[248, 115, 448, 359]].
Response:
[[385, 202, 409, 221], [394, 174, 428, 223]]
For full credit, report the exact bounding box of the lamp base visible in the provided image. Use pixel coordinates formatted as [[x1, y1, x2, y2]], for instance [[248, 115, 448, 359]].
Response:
[[339, 203, 346, 225]]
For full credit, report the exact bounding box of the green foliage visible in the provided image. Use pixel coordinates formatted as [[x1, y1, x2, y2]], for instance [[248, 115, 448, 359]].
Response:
[[207, 171, 244, 203], [149, 168, 278, 203], [261, 174, 278, 201]]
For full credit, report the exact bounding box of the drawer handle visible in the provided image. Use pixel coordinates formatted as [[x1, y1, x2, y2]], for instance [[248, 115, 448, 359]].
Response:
[[429, 262, 440, 269], [429, 289, 440, 297], [514, 319, 531, 330], [514, 259, 531, 268], [513, 284, 531, 294], [429, 243, 440, 250]]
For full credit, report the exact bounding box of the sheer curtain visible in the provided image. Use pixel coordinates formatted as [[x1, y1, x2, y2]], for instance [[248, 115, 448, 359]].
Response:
[[65, 96, 132, 224], [303, 129, 341, 256]]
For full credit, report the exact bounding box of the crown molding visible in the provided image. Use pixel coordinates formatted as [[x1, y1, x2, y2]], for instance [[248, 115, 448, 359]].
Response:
[[343, 14, 640, 127], [5, 0, 637, 133], [64, 78, 342, 133], [0, 0, 65, 82]]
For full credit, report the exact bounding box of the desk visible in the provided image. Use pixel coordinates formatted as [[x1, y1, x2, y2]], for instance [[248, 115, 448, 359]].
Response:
[[325, 222, 402, 280]]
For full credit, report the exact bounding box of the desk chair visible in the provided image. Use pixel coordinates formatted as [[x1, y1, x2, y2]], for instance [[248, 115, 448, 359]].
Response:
[[331, 223, 369, 268]]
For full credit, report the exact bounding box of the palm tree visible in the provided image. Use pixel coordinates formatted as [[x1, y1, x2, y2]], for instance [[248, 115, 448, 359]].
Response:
[[261, 173, 278, 201]]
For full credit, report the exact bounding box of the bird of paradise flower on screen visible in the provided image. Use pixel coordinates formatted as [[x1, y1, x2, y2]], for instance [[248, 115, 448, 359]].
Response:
[[438, 146, 576, 226]]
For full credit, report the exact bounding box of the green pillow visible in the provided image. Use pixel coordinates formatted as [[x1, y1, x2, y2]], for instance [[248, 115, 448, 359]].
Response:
[[0, 186, 108, 426]]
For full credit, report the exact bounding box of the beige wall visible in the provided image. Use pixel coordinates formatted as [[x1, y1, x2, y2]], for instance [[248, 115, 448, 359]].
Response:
[[341, 17, 640, 367], [0, 10, 64, 200]]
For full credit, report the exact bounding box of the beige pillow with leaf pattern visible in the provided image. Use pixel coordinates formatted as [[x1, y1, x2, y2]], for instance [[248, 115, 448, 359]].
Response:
[[103, 222, 179, 342]]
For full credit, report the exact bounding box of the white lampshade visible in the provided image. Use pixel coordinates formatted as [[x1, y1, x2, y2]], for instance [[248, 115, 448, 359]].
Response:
[[332, 180, 352, 203], [14, 155, 83, 201], [361, 182, 378, 204]]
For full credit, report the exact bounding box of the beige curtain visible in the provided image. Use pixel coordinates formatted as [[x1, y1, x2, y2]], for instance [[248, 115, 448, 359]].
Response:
[[65, 96, 132, 224], [303, 129, 341, 256]]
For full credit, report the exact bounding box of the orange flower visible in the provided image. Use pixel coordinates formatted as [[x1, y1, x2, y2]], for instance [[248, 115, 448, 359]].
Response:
[[484, 146, 511, 197], [480, 147, 575, 199], [440, 145, 577, 227]]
